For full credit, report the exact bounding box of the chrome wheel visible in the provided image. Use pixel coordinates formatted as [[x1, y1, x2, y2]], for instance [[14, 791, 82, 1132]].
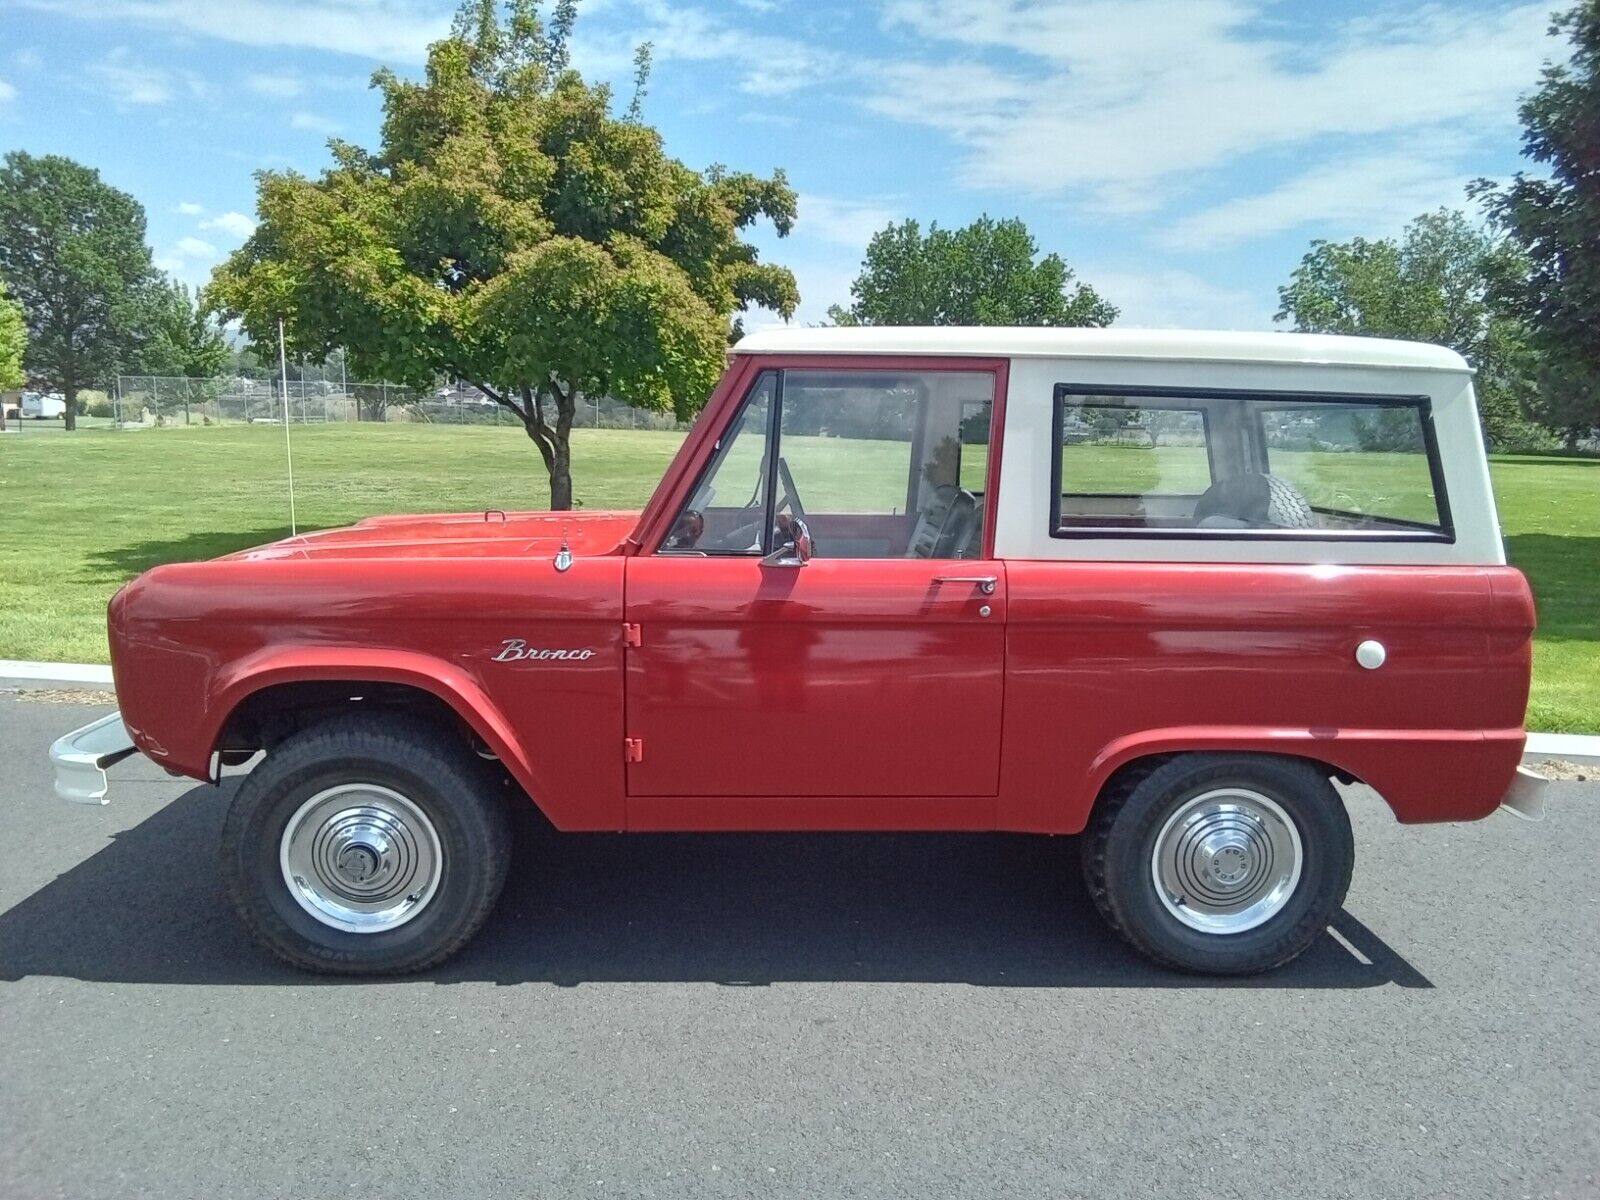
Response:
[[279, 784, 443, 934], [1151, 787, 1303, 935]]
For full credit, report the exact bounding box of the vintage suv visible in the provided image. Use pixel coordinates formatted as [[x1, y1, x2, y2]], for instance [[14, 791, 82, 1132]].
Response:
[[51, 327, 1543, 976]]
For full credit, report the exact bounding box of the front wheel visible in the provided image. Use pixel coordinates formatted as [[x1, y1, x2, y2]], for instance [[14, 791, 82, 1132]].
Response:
[[221, 715, 511, 974], [1083, 754, 1354, 974]]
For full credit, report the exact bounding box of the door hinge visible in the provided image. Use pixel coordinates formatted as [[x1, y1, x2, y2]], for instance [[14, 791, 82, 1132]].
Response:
[[624, 737, 644, 763], [622, 622, 642, 647]]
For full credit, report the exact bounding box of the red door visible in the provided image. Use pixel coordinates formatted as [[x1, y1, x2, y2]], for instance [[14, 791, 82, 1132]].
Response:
[[623, 556, 1005, 813]]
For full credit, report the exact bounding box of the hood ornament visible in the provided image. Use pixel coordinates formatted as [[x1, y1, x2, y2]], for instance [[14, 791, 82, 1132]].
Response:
[[554, 537, 573, 573]]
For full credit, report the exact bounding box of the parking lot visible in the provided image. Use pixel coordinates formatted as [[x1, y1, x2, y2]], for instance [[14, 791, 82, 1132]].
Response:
[[1, 690, 1595, 1199]]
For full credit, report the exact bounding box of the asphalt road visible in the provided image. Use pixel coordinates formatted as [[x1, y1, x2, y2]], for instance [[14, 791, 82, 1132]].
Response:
[[1, 692, 1595, 1200]]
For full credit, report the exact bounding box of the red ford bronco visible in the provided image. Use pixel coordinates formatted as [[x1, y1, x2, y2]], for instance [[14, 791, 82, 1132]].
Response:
[[52, 328, 1542, 976]]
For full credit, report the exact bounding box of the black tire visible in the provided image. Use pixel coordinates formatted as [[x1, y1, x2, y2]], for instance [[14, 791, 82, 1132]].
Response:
[[221, 714, 511, 975], [1083, 754, 1354, 975]]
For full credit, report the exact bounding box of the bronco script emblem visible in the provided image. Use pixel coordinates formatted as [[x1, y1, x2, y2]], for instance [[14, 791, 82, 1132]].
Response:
[[492, 639, 596, 662]]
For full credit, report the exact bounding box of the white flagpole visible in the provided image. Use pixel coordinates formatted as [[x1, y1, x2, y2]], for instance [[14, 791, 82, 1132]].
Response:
[[278, 318, 298, 536]]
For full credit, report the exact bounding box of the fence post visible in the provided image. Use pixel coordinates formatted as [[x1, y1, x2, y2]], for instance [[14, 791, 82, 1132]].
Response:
[[184, 381, 191, 426]]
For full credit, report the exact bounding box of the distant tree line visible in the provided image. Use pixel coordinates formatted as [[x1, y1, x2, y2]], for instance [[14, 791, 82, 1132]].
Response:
[[0, 151, 229, 429], [0, 0, 1593, 473]]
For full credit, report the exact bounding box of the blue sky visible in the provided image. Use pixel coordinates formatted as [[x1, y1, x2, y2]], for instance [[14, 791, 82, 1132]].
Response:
[[0, 0, 1564, 331]]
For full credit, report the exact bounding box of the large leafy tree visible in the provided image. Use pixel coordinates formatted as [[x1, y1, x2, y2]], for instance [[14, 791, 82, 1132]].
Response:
[[0, 152, 155, 430], [209, 0, 798, 509], [828, 216, 1117, 327], [0, 282, 24, 392], [1472, 1, 1600, 446], [1275, 209, 1539, 447], [139, 280, 229, 378]]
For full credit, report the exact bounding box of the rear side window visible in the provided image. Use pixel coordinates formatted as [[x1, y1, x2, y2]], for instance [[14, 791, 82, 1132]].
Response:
[[1052, 386, 1451, 540]]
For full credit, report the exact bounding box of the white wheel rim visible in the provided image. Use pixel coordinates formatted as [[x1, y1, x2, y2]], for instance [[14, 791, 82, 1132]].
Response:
[[1151, 787, 1304, 934], [279, 784, 443, 934]]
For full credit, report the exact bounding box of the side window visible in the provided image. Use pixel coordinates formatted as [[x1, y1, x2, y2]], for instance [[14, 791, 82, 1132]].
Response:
[[662, 368, 996, 558], [779, 370, 994, 559], [1057, 400, 1214, 529], [1257, 403, 1445, 530], [1053, 387, 1449, 538], [665, 372, 776, 554]]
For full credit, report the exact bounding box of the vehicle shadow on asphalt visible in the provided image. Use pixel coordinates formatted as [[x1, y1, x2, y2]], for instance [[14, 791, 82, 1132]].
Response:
[[0, 782, 1432, 990]]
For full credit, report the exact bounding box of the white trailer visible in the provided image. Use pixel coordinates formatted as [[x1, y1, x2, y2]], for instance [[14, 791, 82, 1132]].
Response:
[[21, 391, 66, 419]]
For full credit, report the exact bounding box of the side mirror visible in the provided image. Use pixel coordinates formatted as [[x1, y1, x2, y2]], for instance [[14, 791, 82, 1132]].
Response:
[[761, 516, 813, 567]]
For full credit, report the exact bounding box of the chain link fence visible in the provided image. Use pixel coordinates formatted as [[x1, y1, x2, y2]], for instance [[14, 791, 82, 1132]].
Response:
[[108, 373, 694, 432]]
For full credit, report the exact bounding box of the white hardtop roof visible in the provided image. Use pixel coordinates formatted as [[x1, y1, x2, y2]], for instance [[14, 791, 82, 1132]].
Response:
[[733, 326, 1471, 373]]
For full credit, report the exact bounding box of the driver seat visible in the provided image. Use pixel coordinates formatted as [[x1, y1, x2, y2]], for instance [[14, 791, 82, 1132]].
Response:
[[907, 485, 979, 558]]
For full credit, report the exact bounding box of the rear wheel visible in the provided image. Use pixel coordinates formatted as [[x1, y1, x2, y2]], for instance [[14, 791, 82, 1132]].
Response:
[[221, 714, 511, 974], [1083, 754, 1353, 974]]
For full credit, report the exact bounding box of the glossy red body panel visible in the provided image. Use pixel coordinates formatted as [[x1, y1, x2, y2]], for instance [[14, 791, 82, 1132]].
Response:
[[105, 351, 1537, 836], [998, 562, 1533, 831], [111, 554, 630, 830], [624, 557, 1004, 808]]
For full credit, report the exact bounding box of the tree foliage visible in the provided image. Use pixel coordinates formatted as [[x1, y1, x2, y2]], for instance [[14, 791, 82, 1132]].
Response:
[[1472, 1, 1600, 444], [208, 0, 798, 509], [0, 282, 24, 392], [1275, 209, 1540, 448], [139, 279, 229, 378], [828, 216, 1117, 328], [0, 151, 154, 429]]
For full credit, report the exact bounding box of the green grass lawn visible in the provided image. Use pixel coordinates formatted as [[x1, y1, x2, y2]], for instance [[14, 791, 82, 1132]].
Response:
[[1, 425, 1595, 731]]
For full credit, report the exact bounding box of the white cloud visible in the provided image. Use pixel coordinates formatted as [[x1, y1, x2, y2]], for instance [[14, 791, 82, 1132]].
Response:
[[21, 0, 447, 63], [174, 236, 218, 259], [1162, 146, 1476, 251], [201, 211, 257, 239], [616, 0, 842, 97], [867, 0, 1555, 229], [795, 195, 901, 249], [0, 78, 15, 103], [89, 58, 175, 105], [245, 72, 302, 98], [290, 110, 339, 133], [1085, 265, 1274, 330], [87, 46, 207, 107], [176, 201, 204, 215]]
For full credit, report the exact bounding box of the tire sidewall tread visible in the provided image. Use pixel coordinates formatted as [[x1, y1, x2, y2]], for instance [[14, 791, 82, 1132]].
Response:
[[221, 714, 511, 975], [1083, 754, 1354, 975]]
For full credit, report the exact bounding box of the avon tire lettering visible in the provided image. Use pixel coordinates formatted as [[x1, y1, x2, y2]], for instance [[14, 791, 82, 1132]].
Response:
[[493, 639, 596, 663]]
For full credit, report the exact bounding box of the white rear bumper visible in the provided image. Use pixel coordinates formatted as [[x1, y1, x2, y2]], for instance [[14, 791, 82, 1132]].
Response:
[[49, 710, 138, 804]]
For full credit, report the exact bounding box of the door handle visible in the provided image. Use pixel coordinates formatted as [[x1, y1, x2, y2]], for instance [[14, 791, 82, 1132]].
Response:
[[933, 575, 998, 595]]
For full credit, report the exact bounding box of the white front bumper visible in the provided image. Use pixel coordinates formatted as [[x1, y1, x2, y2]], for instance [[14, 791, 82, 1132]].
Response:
[[49, 710, 138, 804]]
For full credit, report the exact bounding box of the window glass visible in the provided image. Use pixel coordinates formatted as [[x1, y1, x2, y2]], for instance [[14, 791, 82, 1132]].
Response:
[[665, 372, 775, 554], [1259, 404, 1442, 529], [779, 370, 994, 558], [661, 368, 995, 559], [1058, 404, 1212, 529], [1054, 388, 1447, 537]]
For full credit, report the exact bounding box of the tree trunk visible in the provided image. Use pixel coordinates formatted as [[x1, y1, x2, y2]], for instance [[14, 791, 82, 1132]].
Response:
[[63, 383, 77, 432], [548, 382, 578, 512], [475, 380, 579, 511], [548, 437, 574, 510]]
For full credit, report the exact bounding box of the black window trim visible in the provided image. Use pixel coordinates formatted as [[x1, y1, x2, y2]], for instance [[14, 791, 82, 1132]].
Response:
[[1049, 383, 1456, 544]]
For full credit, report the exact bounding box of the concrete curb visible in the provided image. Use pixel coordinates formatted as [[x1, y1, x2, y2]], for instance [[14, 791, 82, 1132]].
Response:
[[1524, 733, 1600, 768], [4, 659, 1599, 765], [0, 660, 114, 686]]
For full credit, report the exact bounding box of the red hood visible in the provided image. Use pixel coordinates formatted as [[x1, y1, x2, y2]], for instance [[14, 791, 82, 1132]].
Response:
[[226, 510, 641, 561]]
